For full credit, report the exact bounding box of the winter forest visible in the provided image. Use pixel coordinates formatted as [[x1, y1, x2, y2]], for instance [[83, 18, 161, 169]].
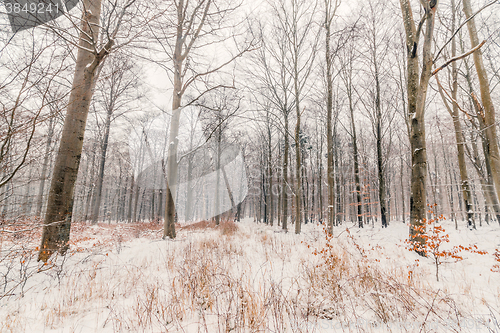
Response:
[[2, 0, 500, 331]]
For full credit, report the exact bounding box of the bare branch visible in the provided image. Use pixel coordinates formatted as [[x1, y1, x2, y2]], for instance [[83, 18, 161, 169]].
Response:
[[434, 0, 498, 62], [432, 40, 486, 76]]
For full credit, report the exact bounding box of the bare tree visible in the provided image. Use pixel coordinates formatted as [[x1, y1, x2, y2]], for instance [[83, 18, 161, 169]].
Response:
[[462, 0, 500, 212], [399, 0, 438, 253], [434, 0, 474, 228], [339, 39, 363, 228], [146, 0, 254, 239], [0, 33, 68, 192], [90, 56, 140, 224], [359, 0, 395, 228], [247, 17, 294, 230], [39, 0, 144, 261], [324, 0, 340, 232], [269, 0, 319, 234]]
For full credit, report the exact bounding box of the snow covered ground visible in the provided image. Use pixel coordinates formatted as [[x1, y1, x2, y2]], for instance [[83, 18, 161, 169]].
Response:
[[1, 218, 499, 332]]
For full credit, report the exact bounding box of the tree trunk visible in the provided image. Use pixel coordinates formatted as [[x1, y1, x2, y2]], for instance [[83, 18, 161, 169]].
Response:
[[39, 0, 103, 261], [450, 0, 473, 227], [185, 155, 194, 221], [91, 109, 112, 224], [267, 120, 273, 226], [294, 99, 301, 234], [282, 113, 289, 231], [214, 126, 222, 225], [464, 64, 500, 225], [374, 59, 387, 228], [163, 53, 182, 238], [399, 0, 437, 254], [325, 1, 335, 232], [35, 115, 54, 217], [463, 0, 500, 208], [348, 79, 362, 228], [400, 153, 406, 223], [318, 133, 323, 223], [301, 158, 308, 224]]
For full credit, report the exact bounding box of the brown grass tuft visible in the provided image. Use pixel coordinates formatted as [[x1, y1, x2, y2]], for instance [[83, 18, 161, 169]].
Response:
[[219, 220, 238, 236]]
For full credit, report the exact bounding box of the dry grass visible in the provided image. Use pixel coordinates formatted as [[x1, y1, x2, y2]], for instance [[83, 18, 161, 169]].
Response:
[[219, 220, 239, 236], [180, 219, 216, 230], [180, 219, 239, 236], [1, 220, 497, 332], [301, 227, 478, 332]]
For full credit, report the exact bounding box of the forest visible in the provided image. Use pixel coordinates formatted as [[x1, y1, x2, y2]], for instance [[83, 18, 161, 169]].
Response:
[[1, 0, 500, 332]]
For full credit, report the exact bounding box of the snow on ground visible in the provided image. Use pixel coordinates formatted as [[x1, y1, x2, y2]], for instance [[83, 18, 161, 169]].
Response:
[[1, 218, 499, 332]]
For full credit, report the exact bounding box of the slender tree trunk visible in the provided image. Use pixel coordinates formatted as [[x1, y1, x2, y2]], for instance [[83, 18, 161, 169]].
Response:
[[84, 141, 97, 221], [438, 0, 474, 227], [463, 0, 500, 208], [374, 60, 387, 228], [222, 166, 235, 207], [277, 145, 282, 226], [268, 121, 273, 226], [438, 122, 457, 228], [294, 71, 302, 234], [235, 147, 246, 222], [163, 55, 182, 238], [185, 155, 194, 221], [463, 64, 500, 225], [311, 153, 315, 222], [39, 0, 104, 261], [214, 127, 222, 225], [318, 133, 323, 223], [301, 158, 308, 224], [157, 189, 163, 221], [36, 116, 54, 217], [325, 2, 335, 232], [132, 180, 140, 223], [400, 153, 406, 223], [91, 110, 112, 224], [151, 189, 156, 221], [282, 113, 289, 231], [349, 81, 362, 228], [334, 131, 341, 226]]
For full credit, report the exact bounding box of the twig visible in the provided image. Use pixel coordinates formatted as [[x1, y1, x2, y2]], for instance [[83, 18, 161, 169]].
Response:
[[433, 0, 498, 63], [0, 220, 66, 234], [419, 289, 440, 333], [434, 74, 474, 119], [432, 40, 486, 76]]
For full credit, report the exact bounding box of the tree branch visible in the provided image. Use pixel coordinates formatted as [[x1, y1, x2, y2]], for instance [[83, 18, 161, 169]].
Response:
[[433, 0, 498, 63], [432, 40, 485, 76]]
